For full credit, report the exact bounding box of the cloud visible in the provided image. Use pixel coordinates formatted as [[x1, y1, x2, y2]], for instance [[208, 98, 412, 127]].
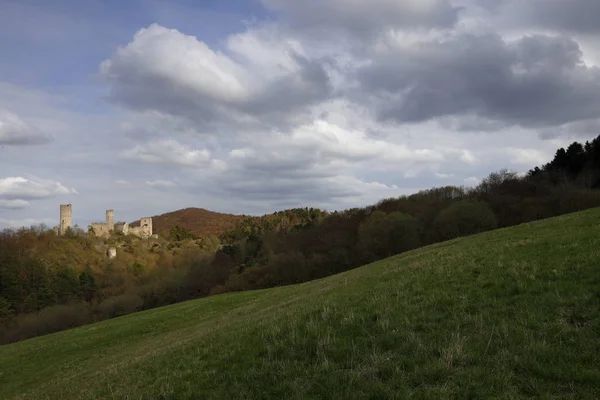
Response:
[[118, 111, 210, 140], [198, 171, 412, 211], [119, 116, 450, 209], [435, 173, 455, 179], [120, 139, 212, 167], [357, 32, 600, 128], [0, 199, 30, 209], [458, 150, 480, 166], [436, 114, 510, 132], [179, 119, 447, 208], [505, 148, 549, 167], [539, 118, 600, 139], [0, 108, 52, 145], [464, 177, 481, 186], [487, 0, 600, 35], [261, 0, 461, 36], [100, 23, 333, 129], [145, 179, 177, 188], [219, 119, 450, 190], [0, 217, 56, 229], [0, 176, 78, 200], [231, 119, 445, 166]]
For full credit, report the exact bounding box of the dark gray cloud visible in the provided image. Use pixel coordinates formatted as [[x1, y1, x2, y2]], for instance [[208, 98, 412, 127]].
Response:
[[539, 118, 600, 140], [496, 0, 600, 34], [357, 33, 600, 128], [192, 166, 405, 212], [238, 53, 334, 118]]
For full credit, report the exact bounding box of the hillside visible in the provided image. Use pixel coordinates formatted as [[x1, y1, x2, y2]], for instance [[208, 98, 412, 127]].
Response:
[[1, 208, 599, 399], [132, 207, 248, 238]]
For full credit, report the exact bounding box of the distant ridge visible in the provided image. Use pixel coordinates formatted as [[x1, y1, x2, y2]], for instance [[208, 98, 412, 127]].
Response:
[[131, 207, 248, 238]]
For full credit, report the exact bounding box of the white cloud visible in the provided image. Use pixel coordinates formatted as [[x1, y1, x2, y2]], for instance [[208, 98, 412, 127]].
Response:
[[0, 199, 30, 209], [435, 172, 455, 179], [145, 180, 178, 188], [100, 23, 332, 129], [0, 176, 78, 200], [0, 108, 51, 145], [0, 217, 56, 230], [505, 148, 549, 167], [227, 26, 305, 77], [100, 23, 249, 104], [459, 150, 480, 166], [120, 139, 212, 167], [230, 119, 445, 167], [464, 176, 481, 186]]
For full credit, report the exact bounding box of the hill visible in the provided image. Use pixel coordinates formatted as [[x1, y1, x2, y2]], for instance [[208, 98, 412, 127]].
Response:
[[1, 208, 599, 399], [132, 207, 248, 238]]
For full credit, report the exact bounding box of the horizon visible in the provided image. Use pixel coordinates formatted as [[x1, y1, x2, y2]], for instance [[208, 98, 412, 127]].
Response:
[[2, 0, 600, 229]]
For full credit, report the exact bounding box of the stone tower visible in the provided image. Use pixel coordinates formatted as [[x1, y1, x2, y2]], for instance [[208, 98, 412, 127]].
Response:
[[140, 217, 153, 238], [59, 204, 72, 235], [106, 209, 114, 231]]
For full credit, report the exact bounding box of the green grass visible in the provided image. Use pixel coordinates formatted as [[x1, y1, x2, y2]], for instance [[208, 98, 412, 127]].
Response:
[[2, 208, 600, 399]]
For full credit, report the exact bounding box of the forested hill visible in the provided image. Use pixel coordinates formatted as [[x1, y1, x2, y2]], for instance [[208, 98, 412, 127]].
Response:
[[130, 207, 248, 238]]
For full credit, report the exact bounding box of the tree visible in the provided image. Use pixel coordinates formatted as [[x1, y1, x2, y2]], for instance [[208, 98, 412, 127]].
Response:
[[50, 265, 79, 304], [433, 200, 498, 241], [184, 252, 232, 298], [358, 211, 422, 261], [79, 269, 97, 303], [565, 142, 586, 177], [0, 297, 14, 324], [265, 251, 308, 285], [169, 225, 196, 241]]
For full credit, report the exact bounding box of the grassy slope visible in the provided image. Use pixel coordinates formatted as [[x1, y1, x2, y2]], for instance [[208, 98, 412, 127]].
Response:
[[2, 209, 600, 399]]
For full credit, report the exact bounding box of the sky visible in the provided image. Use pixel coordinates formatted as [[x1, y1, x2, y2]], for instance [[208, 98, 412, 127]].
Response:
[[2, 0, 600, 229]]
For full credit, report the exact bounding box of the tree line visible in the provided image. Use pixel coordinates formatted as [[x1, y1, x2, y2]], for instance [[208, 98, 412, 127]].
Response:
[[2, 135, 600, 344]]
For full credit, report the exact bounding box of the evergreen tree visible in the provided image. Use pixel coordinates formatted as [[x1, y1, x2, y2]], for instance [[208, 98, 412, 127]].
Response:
[[79, 269, 97, 303]]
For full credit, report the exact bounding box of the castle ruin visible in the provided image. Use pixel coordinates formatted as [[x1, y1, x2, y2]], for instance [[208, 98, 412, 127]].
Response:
[[129, 217, 153, 239], [58, 204, 153, 239], [115, 221, 129, 235], [90, 209, 115, 238]]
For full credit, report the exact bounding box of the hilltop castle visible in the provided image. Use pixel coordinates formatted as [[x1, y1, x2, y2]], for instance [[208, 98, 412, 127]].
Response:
[[58, 204, 153, 239]]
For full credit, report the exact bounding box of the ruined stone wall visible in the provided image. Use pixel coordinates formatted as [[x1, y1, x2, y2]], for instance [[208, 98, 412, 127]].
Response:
[[91, 223, 110, 238], [59, 204, 72, 235], [107, 247, 117, 259], [115, 222, 129, 235], [83, 209, 152, 239]]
